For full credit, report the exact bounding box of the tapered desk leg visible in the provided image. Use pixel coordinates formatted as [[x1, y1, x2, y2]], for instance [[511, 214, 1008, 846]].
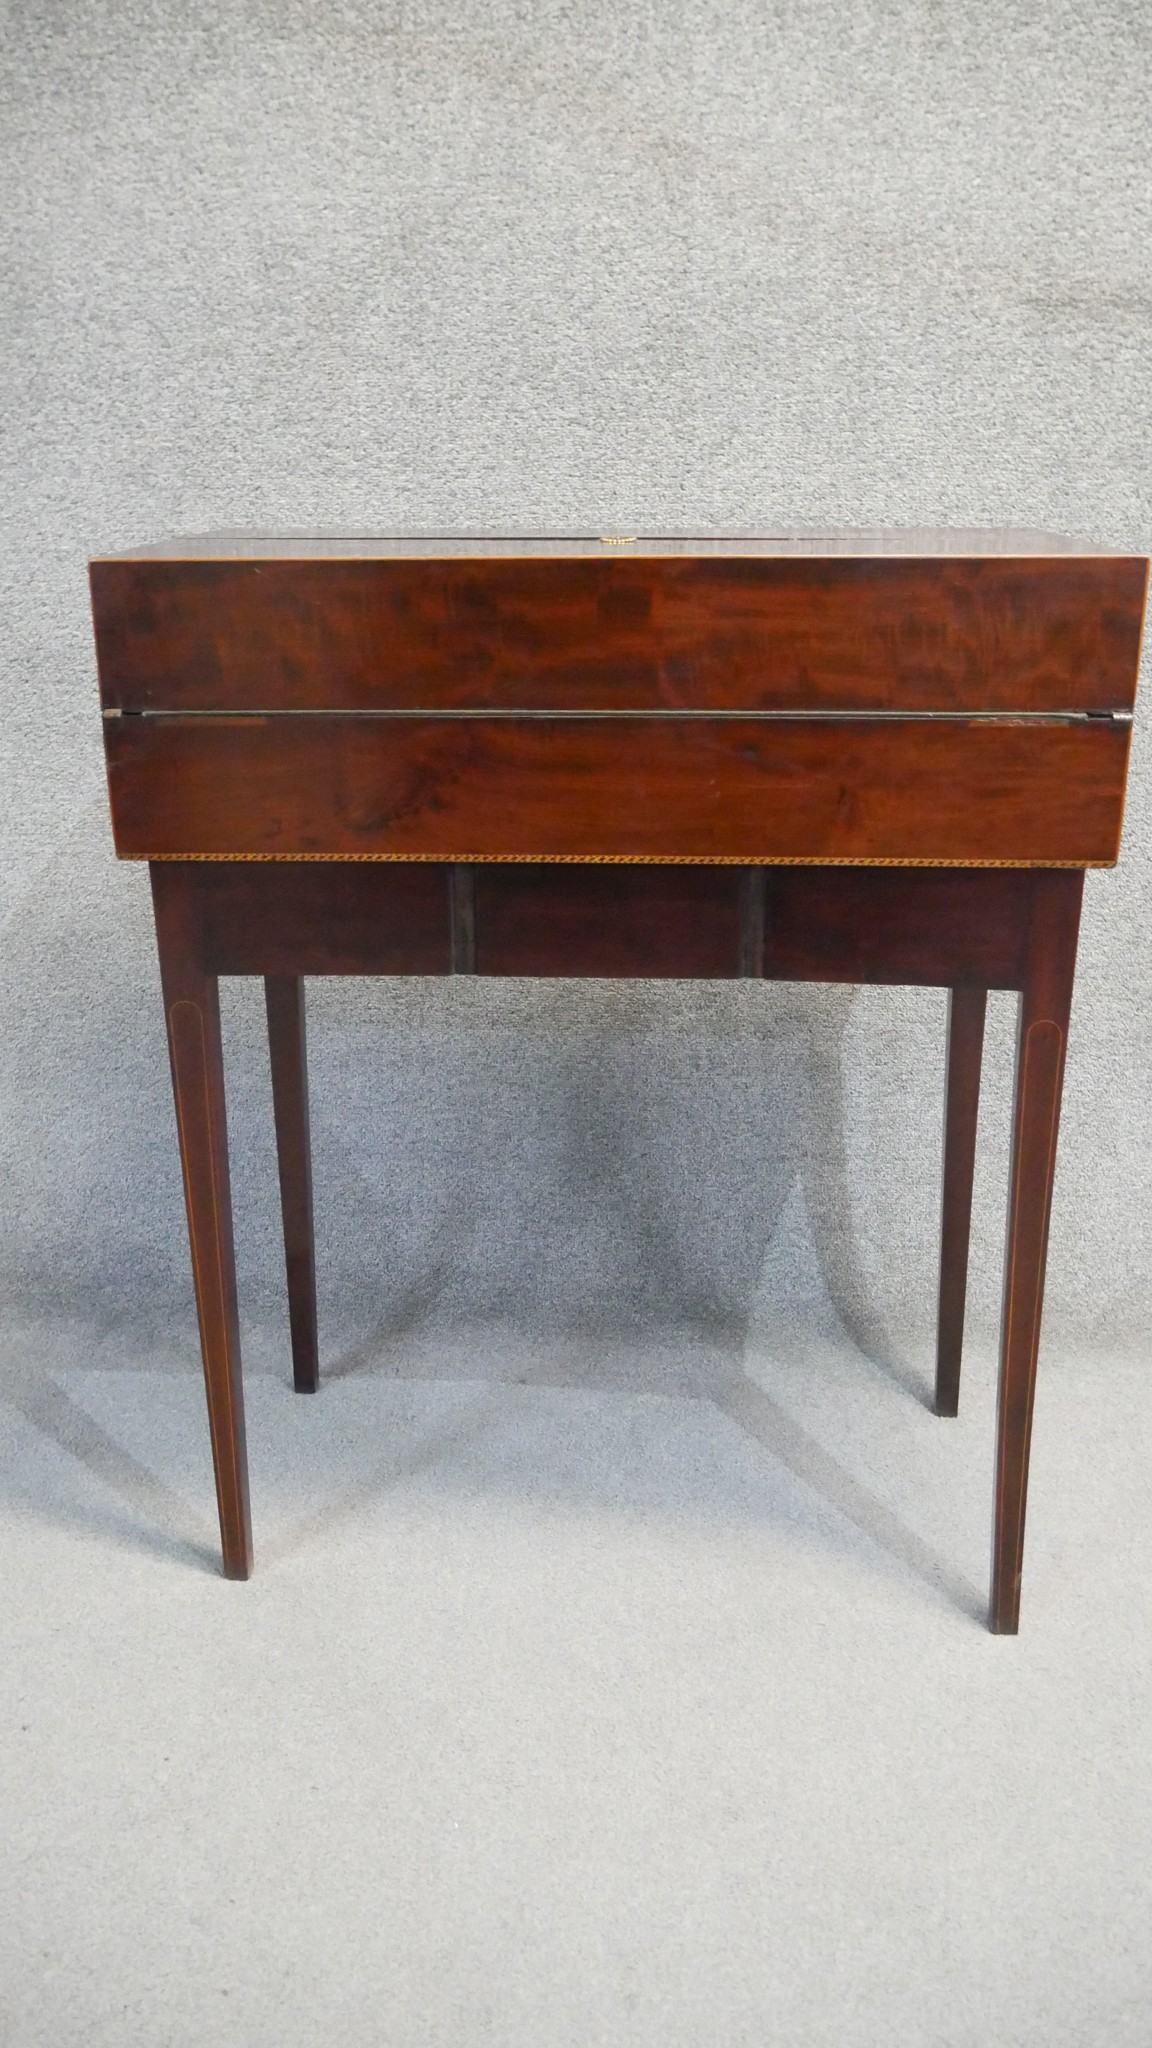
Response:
[[151, 864, 252, 1580], [989, 872, 1083, 1634], [935, 986, 987, 1417], [265, 976, 319, 1393]]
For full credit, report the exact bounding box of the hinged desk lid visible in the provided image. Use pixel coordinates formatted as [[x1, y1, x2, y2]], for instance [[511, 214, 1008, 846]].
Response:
[[90, 534, 1148, 866], [91, 532, 1147, 718]]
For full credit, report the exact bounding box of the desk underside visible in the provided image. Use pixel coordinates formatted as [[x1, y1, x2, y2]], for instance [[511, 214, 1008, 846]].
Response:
[[183, 859, 1044, 991]]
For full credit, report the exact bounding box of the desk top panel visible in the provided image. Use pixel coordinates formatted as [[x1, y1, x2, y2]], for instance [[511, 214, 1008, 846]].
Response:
[[95, 531, 1133, 559], [91, 538, 1148, 717]]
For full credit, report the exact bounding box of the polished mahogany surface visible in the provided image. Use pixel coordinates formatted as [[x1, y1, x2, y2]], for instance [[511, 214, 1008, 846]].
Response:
[[92, 533, 1146, 867], [104, 712, 1128, 866], [93, 535, 1144, 714]]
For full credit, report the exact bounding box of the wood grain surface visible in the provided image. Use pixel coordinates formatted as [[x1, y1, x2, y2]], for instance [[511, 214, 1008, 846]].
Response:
[[106, 712, 1130, 864], [91, 552, 1147, 714]]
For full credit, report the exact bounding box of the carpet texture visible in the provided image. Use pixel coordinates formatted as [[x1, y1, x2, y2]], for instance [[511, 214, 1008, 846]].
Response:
[[1, 2, 1151, 2041]]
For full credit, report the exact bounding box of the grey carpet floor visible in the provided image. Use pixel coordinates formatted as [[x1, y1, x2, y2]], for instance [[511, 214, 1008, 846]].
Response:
[[2, 1308, 1149, 2047]]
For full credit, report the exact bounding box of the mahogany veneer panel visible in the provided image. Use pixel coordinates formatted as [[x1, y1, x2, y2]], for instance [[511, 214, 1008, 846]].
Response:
[[194, 862, 745, 981], [473, 863, 740, 976], [105, 713, 1129, 865], [184, 860, 1044, 989], [91, 554, 1146, 715], [766, 868, 1033, 986], [198, 861, 449, 975]]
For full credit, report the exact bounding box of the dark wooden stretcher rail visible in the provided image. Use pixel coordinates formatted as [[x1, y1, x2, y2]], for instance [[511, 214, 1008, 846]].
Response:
[[91, 532, 1150, 1632]]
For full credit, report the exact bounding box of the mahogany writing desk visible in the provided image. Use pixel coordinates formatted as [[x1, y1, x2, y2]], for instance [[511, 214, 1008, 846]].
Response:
[[90, 533, 1149, 1631]]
